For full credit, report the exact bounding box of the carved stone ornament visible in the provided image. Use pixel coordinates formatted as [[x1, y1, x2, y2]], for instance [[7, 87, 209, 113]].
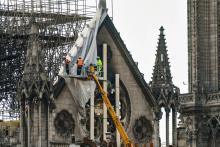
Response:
[[132, 116, 153, 142], [54, 110, 74, 137], [154, 111, 163, 121], [208, 115, 220, 130], [185, 116, 193, 130]]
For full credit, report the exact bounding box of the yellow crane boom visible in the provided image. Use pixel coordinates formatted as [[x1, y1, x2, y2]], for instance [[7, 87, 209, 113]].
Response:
[[88, 65, 133, 147]]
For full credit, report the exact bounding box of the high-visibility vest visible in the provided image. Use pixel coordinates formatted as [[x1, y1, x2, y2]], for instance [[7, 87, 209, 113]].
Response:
[[97, 59, 102, 67], [77, 58, 84, 66]]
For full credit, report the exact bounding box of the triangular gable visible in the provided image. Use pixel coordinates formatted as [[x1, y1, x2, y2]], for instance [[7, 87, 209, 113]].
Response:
[[98, 15, 157, 107], [54, 15, 156, 108]]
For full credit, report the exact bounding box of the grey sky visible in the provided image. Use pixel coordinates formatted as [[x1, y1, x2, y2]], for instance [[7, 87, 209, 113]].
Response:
[[110, 0, 187, 144], [111, 0, 188, 93]]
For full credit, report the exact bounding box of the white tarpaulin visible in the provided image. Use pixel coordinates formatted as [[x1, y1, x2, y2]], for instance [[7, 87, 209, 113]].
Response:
[[59, 8, 107, 76], [65, 78, 96, 141], [58, 3, 107, 141]]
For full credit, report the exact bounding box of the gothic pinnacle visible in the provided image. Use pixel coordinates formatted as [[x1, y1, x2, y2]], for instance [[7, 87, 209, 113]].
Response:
[[159, 26, 164, 34]]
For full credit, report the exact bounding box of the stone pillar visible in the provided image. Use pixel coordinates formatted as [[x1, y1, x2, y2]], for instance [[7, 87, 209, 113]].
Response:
[[154, 120, 160, 147], [198, 132, 209, 147], [165, 108, 170, 147], [20, 98, 27, 147], [212, 130, 217, 147], [154, 111, 162, 147], [102, 43, 108, 141], [27, 103, 31, 147], [172, 108, 177, 147], [187, 129, 198, 147], [191, 130, 198, 147], [90, 88, 95, 140], [115, 74, 121, 147]]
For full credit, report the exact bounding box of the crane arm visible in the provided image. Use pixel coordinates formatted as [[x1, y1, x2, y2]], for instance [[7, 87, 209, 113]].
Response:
[[88, 66, 133, 146]]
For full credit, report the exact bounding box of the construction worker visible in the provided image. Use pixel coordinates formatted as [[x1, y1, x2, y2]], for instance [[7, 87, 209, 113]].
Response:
[[76, 56, 84, 75], [65, 57, 70, 75], [97, 56, 102, 76]]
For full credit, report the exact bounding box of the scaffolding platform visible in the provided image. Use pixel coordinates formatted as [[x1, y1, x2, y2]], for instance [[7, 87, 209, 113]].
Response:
[[62, 75, 88, 80]]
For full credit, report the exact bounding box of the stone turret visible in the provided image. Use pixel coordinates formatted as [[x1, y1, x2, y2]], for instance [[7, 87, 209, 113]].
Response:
[[151, 26, 177, 103], [18, 21, 54, 147], [99, 0, 106, 9], [150, 27, 179, 147], [152, 27, 172, 86]]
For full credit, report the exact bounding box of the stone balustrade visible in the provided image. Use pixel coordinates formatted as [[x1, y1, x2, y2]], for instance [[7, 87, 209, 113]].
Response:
[[179, 93, 195, 104], [49, 142, 69, 147], [206, 92, 220, 104], [179, 92, 220, 105]]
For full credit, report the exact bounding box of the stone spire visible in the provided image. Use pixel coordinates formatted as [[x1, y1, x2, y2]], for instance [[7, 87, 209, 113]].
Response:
[[150, 27, 179, 147], [18, 20, 54, 147], [23, 21, 46, 81], [99, 0, 106, 9], [150, 26, 180, 106], [151, 26, 172, 92]]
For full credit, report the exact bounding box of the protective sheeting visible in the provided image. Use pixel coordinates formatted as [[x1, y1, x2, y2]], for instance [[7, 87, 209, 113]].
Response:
[[58, 6, 107, 141], [59, 8, 107, 76], [65, 78, 96, 116], [65, 78, 96, 141]]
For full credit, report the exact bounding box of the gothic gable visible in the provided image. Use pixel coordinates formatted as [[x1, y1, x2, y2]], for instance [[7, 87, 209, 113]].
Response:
[[97, 15, 156, 143], [53, 15, 156, 144]]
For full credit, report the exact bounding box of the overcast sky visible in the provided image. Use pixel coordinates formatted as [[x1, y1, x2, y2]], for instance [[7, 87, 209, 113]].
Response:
[[109, 0, 188, 144], [111, 0, 188, 94]]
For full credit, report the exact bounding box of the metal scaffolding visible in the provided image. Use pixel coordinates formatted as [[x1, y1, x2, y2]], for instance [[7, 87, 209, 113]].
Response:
[[0, 0, 97, 117]]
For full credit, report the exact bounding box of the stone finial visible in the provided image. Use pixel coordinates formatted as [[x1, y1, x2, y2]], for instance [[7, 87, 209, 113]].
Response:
[[99, 0, 106, 9], [151, 26, 172, 89], [159, 26, 164, 34]]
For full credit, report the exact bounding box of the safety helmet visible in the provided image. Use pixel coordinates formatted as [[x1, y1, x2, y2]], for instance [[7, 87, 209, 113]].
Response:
[[97, 56, 100, 59], [79, 56, 82, 59]]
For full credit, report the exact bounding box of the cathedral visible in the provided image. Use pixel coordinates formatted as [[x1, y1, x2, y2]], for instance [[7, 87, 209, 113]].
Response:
[[178, 0, 220, 147], [0, 0, 220, 147]]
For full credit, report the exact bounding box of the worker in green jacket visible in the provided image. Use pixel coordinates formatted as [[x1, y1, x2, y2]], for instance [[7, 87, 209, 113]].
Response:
[[97, 56, 103, 76]]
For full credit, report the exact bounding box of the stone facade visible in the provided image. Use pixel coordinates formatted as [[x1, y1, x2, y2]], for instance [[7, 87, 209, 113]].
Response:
[[50, 15, 157, 145], [177, 126, 187, 147], [178, 0, 220, 146], [49, 85, 75, 144], [97, 22, 155, 144]]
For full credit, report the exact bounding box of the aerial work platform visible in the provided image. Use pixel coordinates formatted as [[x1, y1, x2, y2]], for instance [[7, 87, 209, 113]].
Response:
[[62, 74, 105, 81]]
